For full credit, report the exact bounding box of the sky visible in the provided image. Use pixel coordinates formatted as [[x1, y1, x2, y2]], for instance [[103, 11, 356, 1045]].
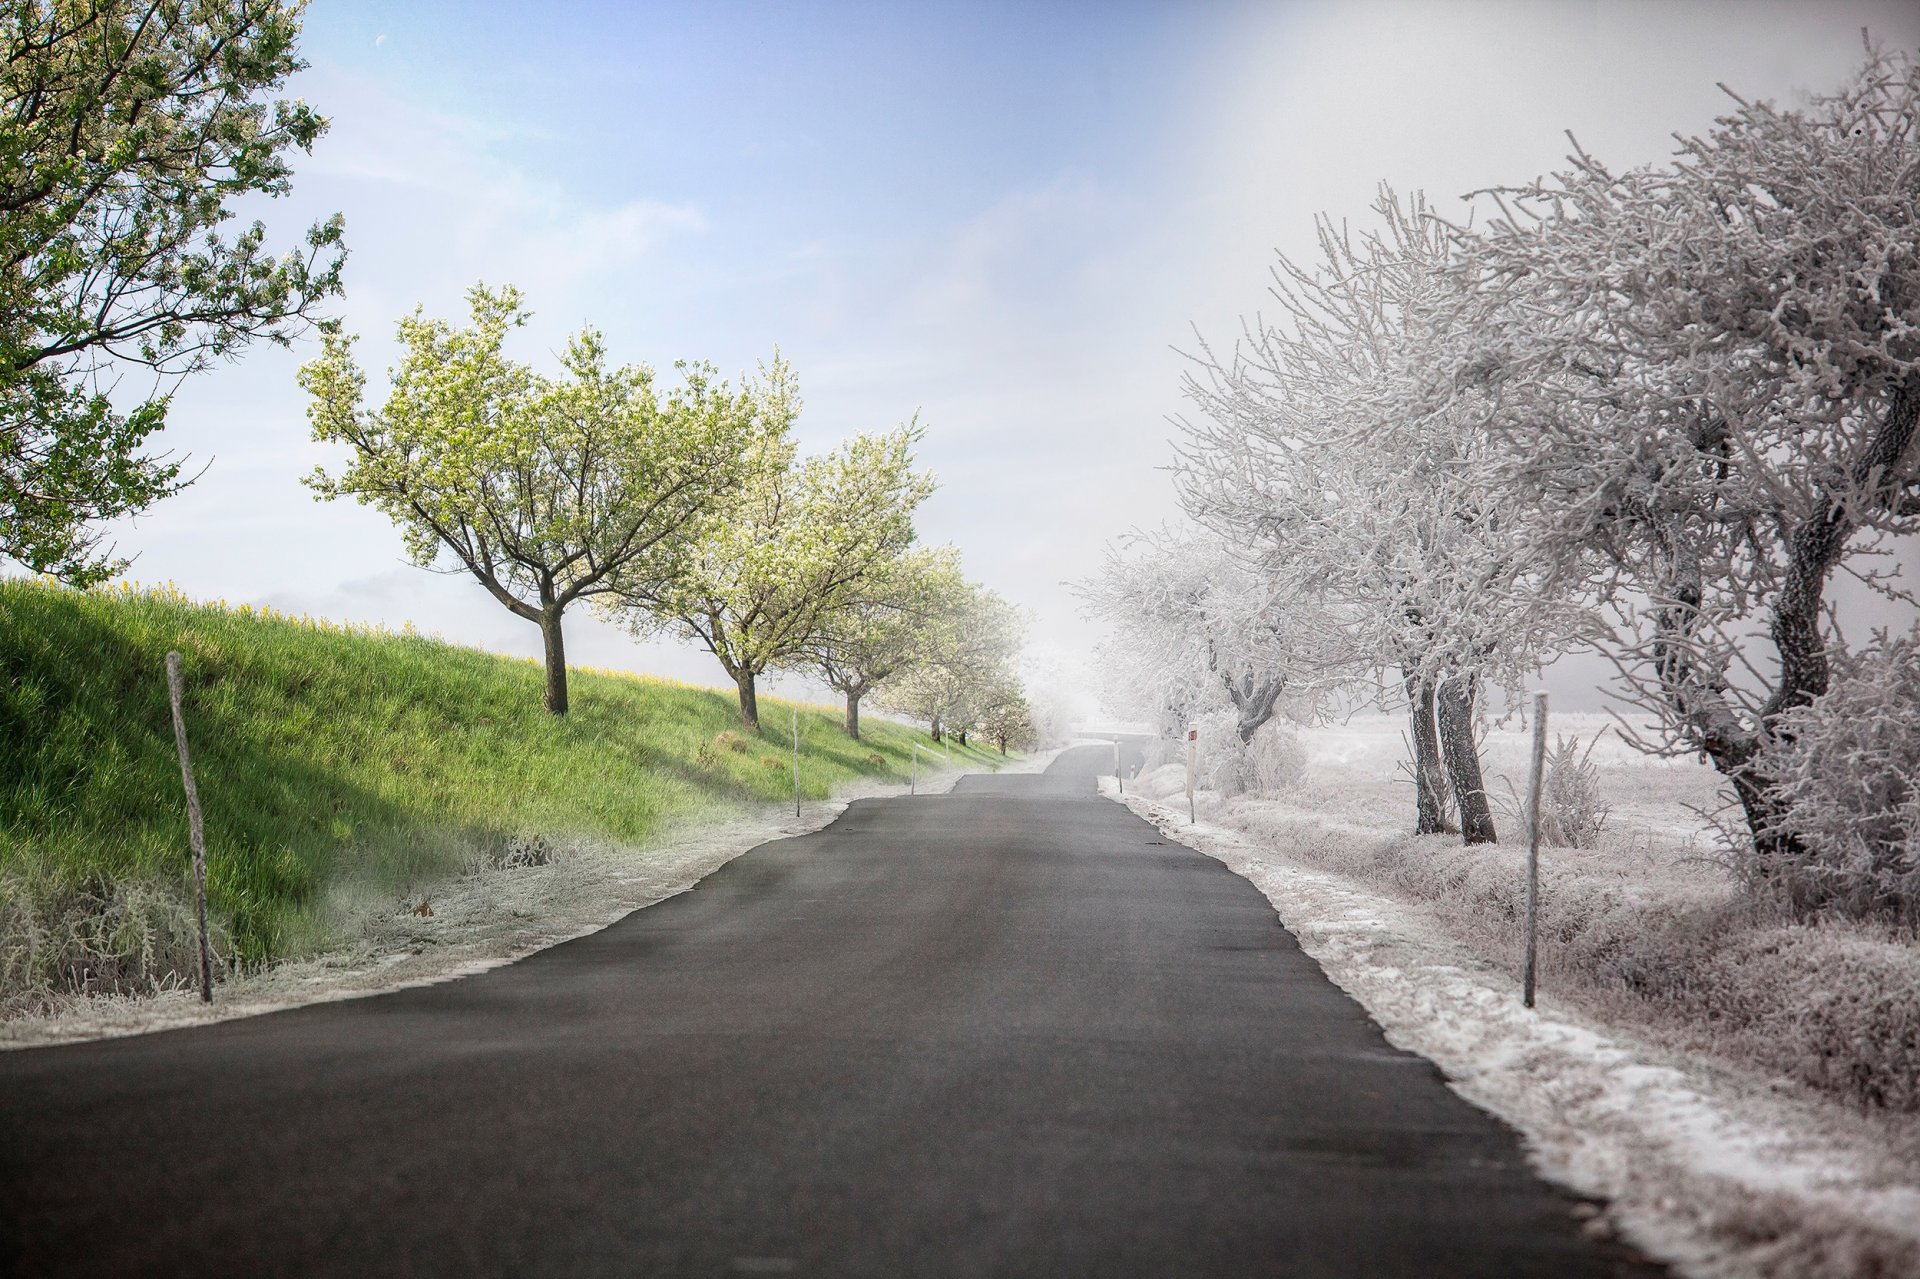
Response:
[[65, 0, 1920, 713]]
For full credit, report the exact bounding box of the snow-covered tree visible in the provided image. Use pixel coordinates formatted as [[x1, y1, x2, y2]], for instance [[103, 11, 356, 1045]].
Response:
[[1174, 189, 1578, 842], [1440, 43, 1920, 866], [1077, 524, 1341, 747]]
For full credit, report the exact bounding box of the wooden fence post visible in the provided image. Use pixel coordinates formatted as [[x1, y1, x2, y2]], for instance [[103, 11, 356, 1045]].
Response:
[[1523, 691, 1548, 1009], [1186, 727, 1197, 824], [165, 651, 215, 1004]]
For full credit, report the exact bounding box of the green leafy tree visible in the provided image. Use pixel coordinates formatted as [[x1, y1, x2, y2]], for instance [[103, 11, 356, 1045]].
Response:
[[1, 0, 345, 583], [621, 424, 935, 731], [802, 544, 965, 739], [301, 284, 788, 714], [878, 585, 1025, 743], [978, 682, 1034, 755]]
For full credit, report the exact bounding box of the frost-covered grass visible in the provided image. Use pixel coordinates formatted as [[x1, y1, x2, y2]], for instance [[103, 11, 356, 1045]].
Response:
[[0, 580, 1000, 1009], [1132, 713, 1920, 1116]]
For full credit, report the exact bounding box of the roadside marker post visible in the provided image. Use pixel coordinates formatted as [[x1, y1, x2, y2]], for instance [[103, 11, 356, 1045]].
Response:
[[911, 743, 919, 795], [164, 652, 215, 1004], [1186, 727, 1198, 824], [1522, 691, 1548, 1009], [1115, 739, 1123, 795], [791, 708, 801, 818]]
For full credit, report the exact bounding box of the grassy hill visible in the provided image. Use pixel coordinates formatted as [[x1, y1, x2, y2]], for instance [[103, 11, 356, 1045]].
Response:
[[0, 580, 998, 1004]]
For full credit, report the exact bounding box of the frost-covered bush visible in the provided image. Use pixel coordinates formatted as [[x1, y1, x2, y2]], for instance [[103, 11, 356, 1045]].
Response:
[[1539, 733, 1610, 849], [1134, 763, 1189, 803], [0, 869, 221, 1010], [1225, 799, 1920, 1114], [1191, 715, 1306, 797], [1246, 722, 1308, 795], [1761, 632, 1920, 924]]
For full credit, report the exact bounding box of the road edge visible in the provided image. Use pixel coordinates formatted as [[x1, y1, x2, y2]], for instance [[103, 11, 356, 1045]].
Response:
[[1100, 780, 1920, 1279]]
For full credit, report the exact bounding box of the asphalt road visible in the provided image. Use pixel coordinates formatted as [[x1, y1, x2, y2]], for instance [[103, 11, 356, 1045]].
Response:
[[0, 745, 1661, 1277]]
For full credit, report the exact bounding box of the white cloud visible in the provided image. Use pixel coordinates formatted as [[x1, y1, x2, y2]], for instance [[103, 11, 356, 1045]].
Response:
[[904, 172, 1110, 322], [296, 66, 704, 332]]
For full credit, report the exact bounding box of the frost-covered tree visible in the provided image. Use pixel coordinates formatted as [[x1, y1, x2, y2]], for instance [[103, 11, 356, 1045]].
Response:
[[1175, 189, 1575, 842], [1077, 524, 1341, 747], [1441, 44, 1920, 863]]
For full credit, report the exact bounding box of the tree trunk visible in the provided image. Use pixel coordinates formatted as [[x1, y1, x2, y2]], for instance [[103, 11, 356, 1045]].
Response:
[[1709, 371, 1918, 876], [539, 606, 569, 716], [1650, 547, 1815, 881], [1763, 368, 1920, 726], [735, 669, 760, 732], [844, 690, 862, 739], [929, 714, 942, 743], [957, 729, 968, 747], [1404, 670, 1451, 835], [1229, 673, 1285, 744], [1436, 673, 1496, 845], [997, 735, 1007, 755]]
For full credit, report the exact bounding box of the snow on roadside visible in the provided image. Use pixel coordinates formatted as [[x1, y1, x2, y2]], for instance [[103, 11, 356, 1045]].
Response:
[[1104, 779, 1920, 1279], [0, 749, 1061, 1051]]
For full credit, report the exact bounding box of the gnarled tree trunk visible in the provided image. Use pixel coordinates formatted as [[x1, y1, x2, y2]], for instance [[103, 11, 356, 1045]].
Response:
[[1436, 673, 1496, 845], [1403, 670, 1450, 835], [1655, 374, 1920, 880], [844, 690, 863, 739], [1227, 671, 1285, 744]]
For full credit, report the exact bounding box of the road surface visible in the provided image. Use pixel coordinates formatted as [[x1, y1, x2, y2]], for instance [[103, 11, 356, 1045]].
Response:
[[0, 745, 1660, 1276]]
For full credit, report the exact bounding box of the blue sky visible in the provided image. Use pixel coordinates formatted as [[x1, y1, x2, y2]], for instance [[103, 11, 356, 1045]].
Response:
[[79, 0, 1920, 710]]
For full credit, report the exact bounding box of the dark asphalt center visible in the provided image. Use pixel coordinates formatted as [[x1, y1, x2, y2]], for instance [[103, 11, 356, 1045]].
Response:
[[0, 744, 1662, 1277]]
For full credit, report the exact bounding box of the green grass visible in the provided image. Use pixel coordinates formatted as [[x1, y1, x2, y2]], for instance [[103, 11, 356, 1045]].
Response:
[[0, 580, 1004, 994]]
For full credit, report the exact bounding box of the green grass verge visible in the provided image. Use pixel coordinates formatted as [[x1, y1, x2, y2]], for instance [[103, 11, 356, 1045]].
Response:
[[0, 580, 1006, 998]]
